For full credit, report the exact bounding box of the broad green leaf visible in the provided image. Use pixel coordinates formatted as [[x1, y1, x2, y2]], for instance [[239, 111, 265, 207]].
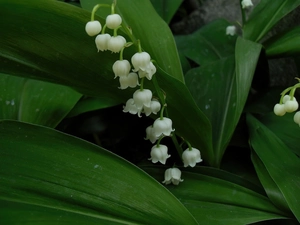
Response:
[[80, 0, 184, 83], [264, 26, 300, 57], [0, 120, 198, 225], [150, 0, 183, 24], [0, 0, 213, 164], [142, 166, 289, 225], [247, 114, 300, 221], [185, 38, 261, 166], [251, 153, 291, 214], [243, 0, 300, 42], [185, 56, 236, 166], [254, 113, 300, 157], [175, 19, 237, 65], [0, 73, 81, 127], [235, 37, 262, 118]]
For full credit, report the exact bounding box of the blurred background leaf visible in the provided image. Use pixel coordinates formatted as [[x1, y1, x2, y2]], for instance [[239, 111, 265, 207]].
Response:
[[264, 26, 300, 58], [243, 0, 300, 42]]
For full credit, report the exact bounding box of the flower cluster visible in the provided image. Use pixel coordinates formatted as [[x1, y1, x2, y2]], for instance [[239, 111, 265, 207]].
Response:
[[274, 79, 300, 126], [85, 2, 203, 186]]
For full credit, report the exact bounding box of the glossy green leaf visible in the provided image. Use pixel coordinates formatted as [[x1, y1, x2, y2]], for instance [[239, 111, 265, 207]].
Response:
[[251, 153, 291, 214], [150, 0, 183, 24], [0, 120, 198, 225], [0, 0, 213, 164], [142, 166, 289, 225], [0, 73, 81, 127], [185, 38, 261, 166], [243, 0, 300, 42], [254, 113, 300, 157], [80, 0, 184, 83], [264, 26, 300, 57], [175, 19, 237, 65], [247, 114, 300, 221], [235, 37, 262, 118], [185, 56, 236, 166]]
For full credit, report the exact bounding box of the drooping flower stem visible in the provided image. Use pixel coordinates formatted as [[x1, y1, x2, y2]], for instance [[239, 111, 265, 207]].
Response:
[[91, 4, 110, 21], [156, 135, 164, 147], [137, 39, 142, 53], [111, 0, 116, 14], [185, 140, 193, 150], [240, 1, 246, 26], [140, 77, 145, 91], [119, 47, 125, 61], [160, 104, 166, 120]]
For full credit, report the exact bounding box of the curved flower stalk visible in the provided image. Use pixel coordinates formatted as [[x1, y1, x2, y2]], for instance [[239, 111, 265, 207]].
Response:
[[85, 1, 203, 185]]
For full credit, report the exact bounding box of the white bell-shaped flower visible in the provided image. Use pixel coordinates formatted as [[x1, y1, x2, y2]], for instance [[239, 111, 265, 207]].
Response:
[[152, 117, 175, 138], [119, 72, 139, 89], [241, 0, 253, 9], [145, 126, 158, 143], [133, 89, 152, 110], [107, 35, 126, 53], [226, 25, 236, 36], [123, 98, 138, 114], [131, 52, 151, 72], [284, 96, 298, 113], [182, 147, 202, 167], [144, 99, 161, 116], [162, 168, 183, 185], [138, 62, 156, 80], [106, 14, 122, 29], [85, 21, 102, 36], [294, 111, 300, 126], [95, 33, 111, 51], [274, 104, 286, 116], [112, 60, 131, 78], [149, 144, 170, 164]]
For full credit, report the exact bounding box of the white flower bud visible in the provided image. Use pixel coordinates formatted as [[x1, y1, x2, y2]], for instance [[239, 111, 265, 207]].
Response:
[[131, 52, 151, 71], [274, 104, 286, 116], [112, 60, 131, 78], [107, 35, 126, 53], [241, 0, 253, 9], [226, 25, 236, 36], [119, 72, 139, 89], [162, 168, 183, 185], [95, 33, 111, 51], [149, 144, 170, 164], [284, 97, 298, 113], [144, 99, 161, 116], [152, 117, 175, 138], [133, 89, 152, 110], [182, 147, 202, 167], [85, 21, 102, 36], [293, 111, 300, 126], [138, 62, 156, 80], [123, 98, 138, 114], [282, 95, 291, 104], [106, 14, 122, 29], [145, 126, 158, 143]]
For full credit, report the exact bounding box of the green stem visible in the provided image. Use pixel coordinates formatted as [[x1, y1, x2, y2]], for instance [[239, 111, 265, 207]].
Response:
[[140, 77, 145, 91], [156, 135, 164, 147], [240, 1, 246, 27], [91, 4, 110, 21], [111, 0, 116, 14]]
